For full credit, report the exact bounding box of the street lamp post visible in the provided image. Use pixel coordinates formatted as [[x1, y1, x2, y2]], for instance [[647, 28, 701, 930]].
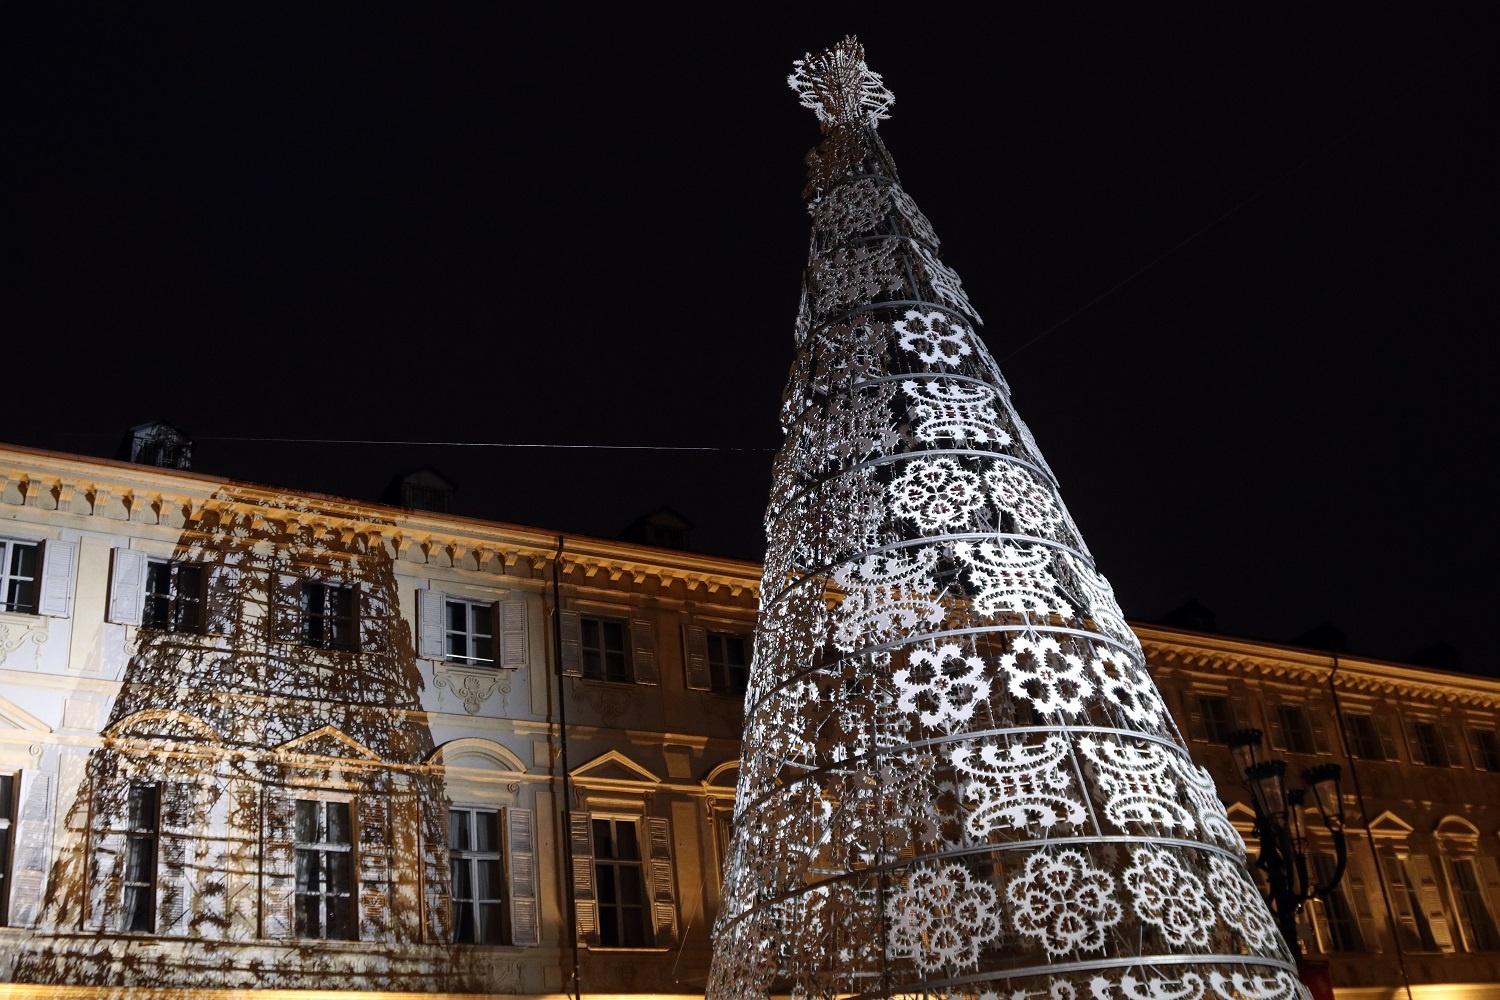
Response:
[[1226, 728, 1349, 962]]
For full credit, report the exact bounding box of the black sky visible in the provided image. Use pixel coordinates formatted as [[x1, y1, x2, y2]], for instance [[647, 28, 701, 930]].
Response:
[[8, 4, 1497, 671]]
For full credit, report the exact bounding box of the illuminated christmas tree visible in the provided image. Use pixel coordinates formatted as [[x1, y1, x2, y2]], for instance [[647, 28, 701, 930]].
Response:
[[709, 37, 1306, 1000]]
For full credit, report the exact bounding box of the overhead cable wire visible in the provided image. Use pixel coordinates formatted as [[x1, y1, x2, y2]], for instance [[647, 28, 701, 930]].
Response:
[[194, 436, 775, 452]]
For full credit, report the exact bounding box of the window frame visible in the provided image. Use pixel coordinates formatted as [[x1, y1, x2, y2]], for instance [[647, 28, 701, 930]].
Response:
[[1273, 703, 1316, 755], [301, 581, 359, 651], [1450, 857, 1500, 951], [1311, 851, 1363, 952], [1383, 854, 1440, 952], [0, 538, 40, 615], [1197, 695, 1234, 744], [579, 615, 631, 684], [705, 631, 750, 696], [1473, 729, 1500, 772], [1344, 713, 1386, 761], [444, 598, 496, 667], [449, 806, 506, 945], [1412, 719, 1448, 767], [123, 782, 160, 933], [591, 816, 650, 948], [294, 798, 357, 940], [142, 559, 205, 634]]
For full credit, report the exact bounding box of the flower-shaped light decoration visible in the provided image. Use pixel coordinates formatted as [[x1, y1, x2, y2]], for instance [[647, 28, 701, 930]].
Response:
[[1090, 648, 1167, 728], [788, 35, 895, 128], [986, 462, 1064, 536], [1205, 855, 1282, 952], [895, 308, 974, 367], [895, 642, 991, 732], [1007, 849, 1122, 956], [999, 636, 1095, 717], [889, 457, 985, 532], [886, 864, 1002, 971], [1123, 847, 1216, 948]]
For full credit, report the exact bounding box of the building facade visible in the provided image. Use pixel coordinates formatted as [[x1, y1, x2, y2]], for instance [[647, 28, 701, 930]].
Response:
[[0, 442, 1496, 1000]]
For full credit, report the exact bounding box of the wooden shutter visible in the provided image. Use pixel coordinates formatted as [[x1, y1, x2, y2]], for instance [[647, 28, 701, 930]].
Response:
[[683, 624, 711, 691], [1308, 706, 1332, 754], [1349, 874, 1381, 953], [1373, 714, 1401, 761], [158, 781, 196, 935], [500, 600, 529, 668], [1180, 691, 1206, 740], [558, 610, 582, 677], [645, 815, 679, 948], [1442, 725, 1465, 769], [9, 771, 54, 928], [630, 618, 659, 685], [269, 572, 303, 645], [37, 539, 77, 618], [569, 811, 598, 946], [507, 807, 539, 945], [357, 794, 389, 940], [416, 589, 444, 658], [1407, 854, 1456, 952], [107, 547, 148, 626], [1265, 703, 1286, 751], [262, 786, 296, 939], [205, 564, 240, 636]]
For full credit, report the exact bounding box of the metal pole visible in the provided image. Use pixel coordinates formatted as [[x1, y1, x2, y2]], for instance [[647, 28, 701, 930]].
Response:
[[552, 536, 583, 1000]]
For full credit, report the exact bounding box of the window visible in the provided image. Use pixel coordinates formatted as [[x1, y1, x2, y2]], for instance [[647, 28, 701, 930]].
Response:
[[1198, 695, 1234, 744], [123, 784, 159, 932], [1473, 729, 1500, 772], [0, 539, 39, 614], [1345, 713, 1386, 761], [450, 808, 505, 944], [1274, 704, 1316, 755], [581, 617, 629, 683], [593, 818, 648, 947], [1413, 721, 1448, 767], [1384, 856, 1439, 951], [0, 773, 14, 926], [1312, 853, 1363, 952], [294, 800, 355, 939], [143, 561, 203, 633], [446, 599, 495, 666], [707, 632, 749, 695], [302, 583, 357, 651], [1452, 859, 1500, 951]]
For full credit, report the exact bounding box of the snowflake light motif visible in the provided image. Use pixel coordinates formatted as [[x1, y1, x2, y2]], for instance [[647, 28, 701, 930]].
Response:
[[955, 540, 1072, 619], [895, 642, 990, 732], [950, 735, 1086, 837], [1077, 736, 1195, 833], [889, 457, 985, 532], [1090, 648, 1166, 728], [903, 379, 1013, 447], [886, 864, 1002, 971], [812, 320, 888, 394], [1123, 847, 1216, 948], [831, 547, 945, 651], [998, 636, 1094, 716], [895, 308, 974, 366], [1205, 855, 1282, 951], [788, 36, 895, 128], [987, 463, 1064, 536], [1007, 849, 1122, 955]]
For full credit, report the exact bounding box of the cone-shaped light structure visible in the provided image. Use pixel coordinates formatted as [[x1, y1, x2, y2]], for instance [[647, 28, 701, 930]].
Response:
[[708, 38, 1306, 1000]]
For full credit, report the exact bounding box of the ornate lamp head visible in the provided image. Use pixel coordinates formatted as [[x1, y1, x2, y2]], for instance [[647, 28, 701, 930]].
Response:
[[1226, 727, 1264, 776], [1246, 759, 1289, 826], [1302, 763, 1345, 831]]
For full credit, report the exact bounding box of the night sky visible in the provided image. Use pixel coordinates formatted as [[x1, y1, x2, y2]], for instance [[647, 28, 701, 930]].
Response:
[[9, 5, 1497, 672]]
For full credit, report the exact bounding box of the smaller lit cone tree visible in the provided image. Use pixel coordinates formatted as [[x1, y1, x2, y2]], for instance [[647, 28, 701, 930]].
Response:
[[708, 37, 1308, 1000]]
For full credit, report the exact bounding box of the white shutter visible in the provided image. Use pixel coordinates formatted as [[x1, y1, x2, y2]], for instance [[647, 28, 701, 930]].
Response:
[[1442, 725, 1464, 769], [8, 771, 54, 927], [1401, 714, 1424, 764], [1373, 714, 1401, 761], [507, 807, 539, 945], [1468, 727, 1489, 769], [500, 600, 529, 668], [645, 816, 679, 948], [262, 787, 296, 939], [38, 539, 77, 618], [1476, 856, 1500, 934], [107, 547, 148, 626], [158, 781, 196, 935], [205, 564, 240, 636], [631, 618, 658, 685], [1265, 703, 1286, 751], [1407, 854, 1456, 952], [417, 589, 444, 659], [269, 572, 303, 644], [1230, 696, 1253, 731], [559, 610, 582, 677], [683, 624, 711, 691], [1309, 706, 1332, 754], [1181, 691, 1206, 740], [569, 811, 598, 946], [356, 794, 389, 941], [1349, 874, 1381, 953], [1307, 897, 1331, 954]]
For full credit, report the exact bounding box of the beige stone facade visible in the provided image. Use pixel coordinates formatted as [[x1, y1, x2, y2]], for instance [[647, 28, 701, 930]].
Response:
[[0, 442, 1496, 1000]]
